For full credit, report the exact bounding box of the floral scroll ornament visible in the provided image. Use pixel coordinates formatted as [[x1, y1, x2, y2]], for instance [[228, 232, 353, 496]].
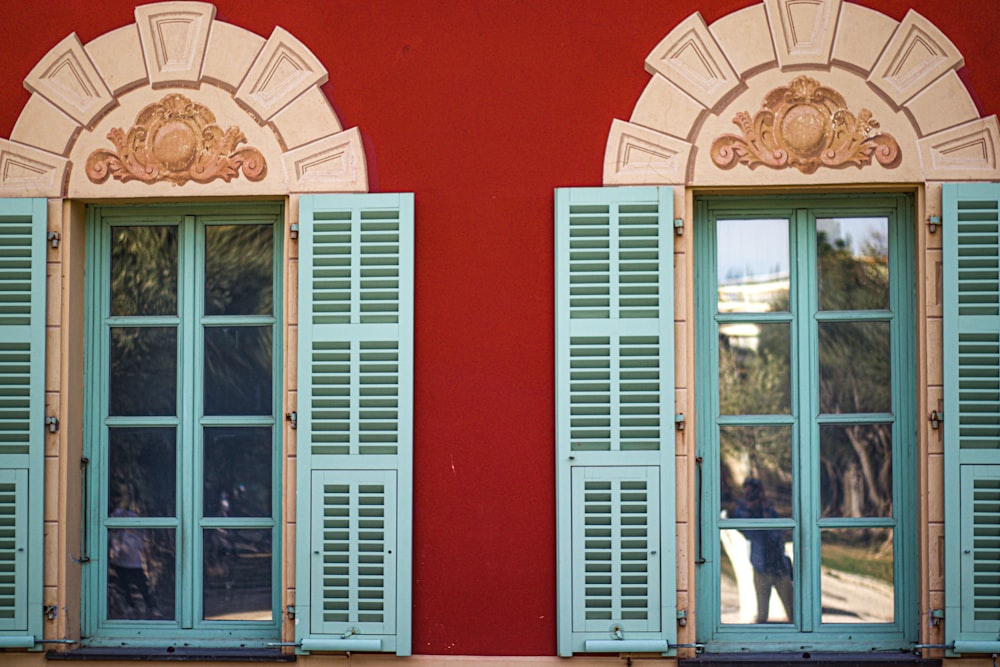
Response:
[[86, 93, 266, 185], [710, 76, 900, 174]]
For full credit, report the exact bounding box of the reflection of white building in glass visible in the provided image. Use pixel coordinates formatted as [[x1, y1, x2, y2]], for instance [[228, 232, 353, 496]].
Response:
[[718, 272, 790, 351]]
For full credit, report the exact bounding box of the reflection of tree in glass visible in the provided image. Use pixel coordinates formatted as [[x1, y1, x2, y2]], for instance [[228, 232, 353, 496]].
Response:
[[202, 224, 275, 417], [204, 225, 273, 316], [111, 226, 178, 317], [816, 231, 892, 519], [108, 428, 176, 517], [719, 311, 792, 514], [820, 425, 892, 518], [817, 228, 888, 311], [110, 328, 177, 417], [203, 327, 273, 416], [719, 230, 895, 522]]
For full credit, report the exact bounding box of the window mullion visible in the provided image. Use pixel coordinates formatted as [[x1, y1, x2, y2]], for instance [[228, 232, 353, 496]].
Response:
[[178, 215, 199, 630], [793, 208, 819, 633]]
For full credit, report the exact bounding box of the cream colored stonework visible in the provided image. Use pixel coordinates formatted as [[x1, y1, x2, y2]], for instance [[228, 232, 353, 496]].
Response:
[[763, 0, 841, 68], [0, 0, 368, 197], [644, 13, 740, 111], [708, 3, 775, 77], [135, 1, 215, 88], [609, 0, 1000, 185]]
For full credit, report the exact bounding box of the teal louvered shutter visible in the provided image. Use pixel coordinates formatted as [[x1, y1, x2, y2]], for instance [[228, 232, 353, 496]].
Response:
[[943, 183, 1000, 653], [295, 193, 413, 656], [555, 187, 676, 656], [0, 199, 46, 649]]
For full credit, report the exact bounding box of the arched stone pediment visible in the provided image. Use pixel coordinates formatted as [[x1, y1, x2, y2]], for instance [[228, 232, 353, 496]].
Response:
[[0, 1, 367, 197], [604, 0, 1000, 185]]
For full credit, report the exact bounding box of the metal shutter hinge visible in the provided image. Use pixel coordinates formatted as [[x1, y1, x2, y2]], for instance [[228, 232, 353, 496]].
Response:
[[286, 605, 296, 619], [289, 223, 299, 240], [674, 218, 684, 236], [930, 608, 944, 626], [45, 416, 59, 433], [286, 411, 297, 429], [927, 215, 941, 233], [677, 608, 688, 626], [929, 410, 943, 429], [675, 413, 685, 430], [47, 231, 60, 248]]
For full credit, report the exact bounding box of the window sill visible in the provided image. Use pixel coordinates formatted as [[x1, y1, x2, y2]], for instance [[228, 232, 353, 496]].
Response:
[[680, 653, 940, 667], [46, 647, 295, 662]]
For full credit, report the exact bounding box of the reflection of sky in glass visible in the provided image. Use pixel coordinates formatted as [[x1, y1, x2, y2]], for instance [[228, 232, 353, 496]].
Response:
[[717, 219, 790, 284], [717, 219, 790, 314], [816, 218, 888, 258]]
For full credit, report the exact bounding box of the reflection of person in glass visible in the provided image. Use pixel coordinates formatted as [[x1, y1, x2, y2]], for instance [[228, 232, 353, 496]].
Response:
[[734, 477, 793, 623], [109, 486, 158, 618]]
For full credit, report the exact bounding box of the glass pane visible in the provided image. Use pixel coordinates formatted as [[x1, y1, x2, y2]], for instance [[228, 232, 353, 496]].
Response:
[[203, 529, 273, 621], [721, 426, 793, 518], [203, 326, 273, 416], [719, 323, 791, 415], [817, 217, 889, 311], [818, 321, 891, 414], [205, 225, 274, 316], [108, 428, 176, 518], [111, 226, 178, 316], [717, 219, 790, 313], [110, 327, 177, 416], [203, 427, 272, 518], [720, 527, 794, 624], [107, 528, 175, 620], [821, 528, 894, 623], [820, 424, 893, 518]]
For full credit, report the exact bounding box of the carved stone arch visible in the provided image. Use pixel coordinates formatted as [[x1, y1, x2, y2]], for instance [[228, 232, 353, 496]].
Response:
[[0, 1, 367, 197], [604, 0, 1000, 185]]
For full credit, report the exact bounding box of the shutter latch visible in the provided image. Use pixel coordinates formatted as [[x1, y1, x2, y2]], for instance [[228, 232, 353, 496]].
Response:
[[929, 410, 943, 430]]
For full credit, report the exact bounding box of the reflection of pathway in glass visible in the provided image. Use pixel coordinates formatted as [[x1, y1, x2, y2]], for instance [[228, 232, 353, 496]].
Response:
[[720, 572, 791, 625], [720, 530, 792, 624], [820, 568, 893, 623], [721, 568, 893, 625]]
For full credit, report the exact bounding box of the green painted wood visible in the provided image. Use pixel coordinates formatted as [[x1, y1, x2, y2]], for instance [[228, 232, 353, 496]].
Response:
[[694, 194, 915, 651], [310, 469, 397, 637], [555, 186, 675, 656], [943, 183, 1000, 651], [296, 194, 413, 656], [0, 199, 45, 647]]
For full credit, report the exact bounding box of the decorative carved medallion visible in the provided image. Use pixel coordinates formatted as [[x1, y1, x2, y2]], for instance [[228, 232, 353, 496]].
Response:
[[710, 76, 900, 174], [86, 93, 266, 185]]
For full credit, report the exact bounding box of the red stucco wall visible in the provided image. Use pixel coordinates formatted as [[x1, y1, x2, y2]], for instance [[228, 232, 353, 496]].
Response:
[[1, 0, 998, 656]]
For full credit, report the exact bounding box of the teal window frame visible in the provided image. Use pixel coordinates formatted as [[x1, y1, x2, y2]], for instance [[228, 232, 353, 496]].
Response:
[[694, 193, 917, 652], [82, 203, 284, 646]]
